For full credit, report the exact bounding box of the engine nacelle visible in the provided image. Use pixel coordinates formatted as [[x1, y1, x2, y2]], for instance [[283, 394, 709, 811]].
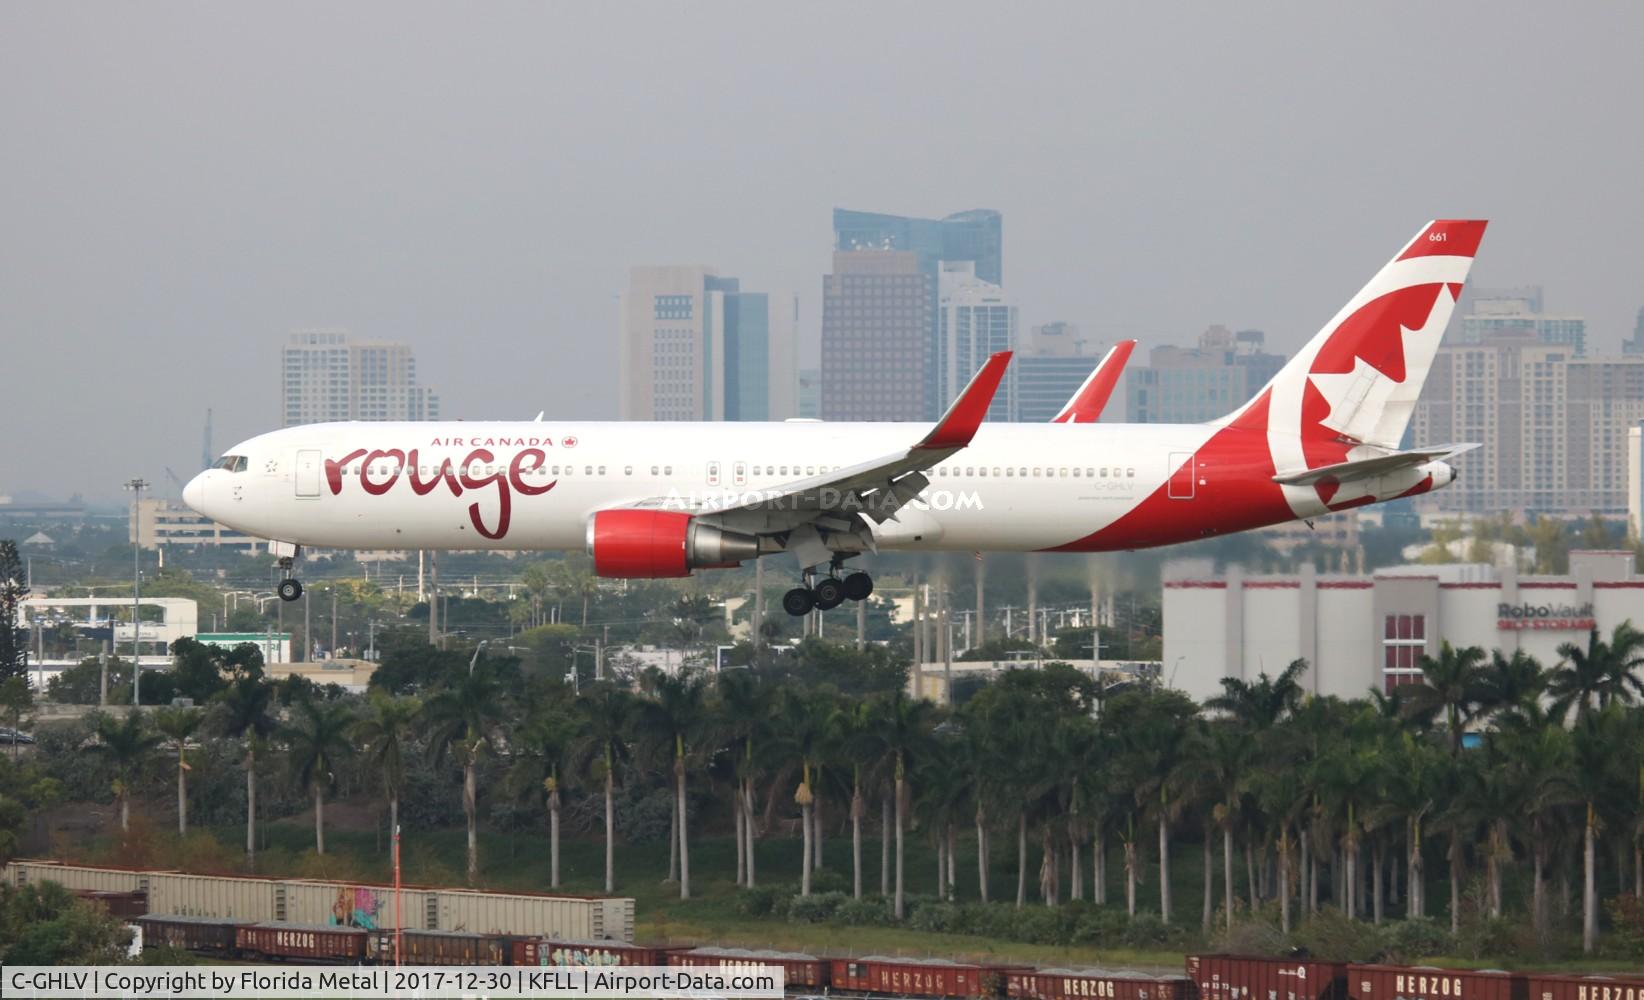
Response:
[[585, 509, 760, 579]]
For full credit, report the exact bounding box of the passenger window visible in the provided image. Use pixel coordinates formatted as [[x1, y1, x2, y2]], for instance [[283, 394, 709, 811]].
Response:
[[1100, 468, 1108, 478], [598, 466, 606, 475], [624, 466, 633, 476], [585, 466, 592, 475], [1033, 468, 1041, 477], [965, 467, 974, 476], [1086, 468, 1094, 477], [781, 466, 789, 475], [1128, 468, 1136, 477], [806, 466, 815, 475], [1060, 468, 1069, 477], [650, 465, 658, 475], [979, 467, 988, 477], [1006, 468, 1014, 477], [665, 466, 673, 475], [1073, 468, 1081, 478]]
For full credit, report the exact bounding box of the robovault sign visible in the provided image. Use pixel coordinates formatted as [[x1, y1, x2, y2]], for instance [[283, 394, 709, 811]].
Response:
[[1496, 600, 1595, 631]]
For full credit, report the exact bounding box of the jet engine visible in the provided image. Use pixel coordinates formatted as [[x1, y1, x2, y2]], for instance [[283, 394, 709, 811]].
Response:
[[585, 509, 760, 578]]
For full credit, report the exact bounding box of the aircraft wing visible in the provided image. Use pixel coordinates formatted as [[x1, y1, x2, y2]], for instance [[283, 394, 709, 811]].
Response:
[[1272, 443, 1479, 487], [690, 352, 1013, 535], [1051, 340, 1135, 423]]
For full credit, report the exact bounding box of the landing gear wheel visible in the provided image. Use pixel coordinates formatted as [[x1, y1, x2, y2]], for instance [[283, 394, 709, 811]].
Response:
[[277, 578, 304, 603], [843, 572, 874, 602], [782, 587, 816, 617], [813, 577, 846, 611]]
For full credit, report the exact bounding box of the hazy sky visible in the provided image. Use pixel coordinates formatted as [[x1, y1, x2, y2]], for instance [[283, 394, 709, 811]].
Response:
[[4, 3, 1642, 502]]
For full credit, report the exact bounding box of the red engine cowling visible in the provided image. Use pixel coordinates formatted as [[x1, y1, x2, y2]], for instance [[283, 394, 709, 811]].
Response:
[[586, 509, 760, 579]]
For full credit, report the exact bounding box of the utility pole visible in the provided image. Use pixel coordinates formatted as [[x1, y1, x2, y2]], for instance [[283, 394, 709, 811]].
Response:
[[98, 643, 109, 707], [428, 551, 439, 646], [1026, 554, 1039, 645], [974, 555, 985, 647], [302, 587, 310, 663], [753, 560, 764, 649], [331, 586, 338, 658], [124, 478, 149, 704]]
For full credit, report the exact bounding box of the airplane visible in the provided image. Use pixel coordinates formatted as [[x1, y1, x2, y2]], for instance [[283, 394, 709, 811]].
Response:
[[186, 219, 1485, 617]]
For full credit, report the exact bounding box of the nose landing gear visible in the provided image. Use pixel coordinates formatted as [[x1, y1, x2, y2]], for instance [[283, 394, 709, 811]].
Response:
[[781, 560, 874, 617]]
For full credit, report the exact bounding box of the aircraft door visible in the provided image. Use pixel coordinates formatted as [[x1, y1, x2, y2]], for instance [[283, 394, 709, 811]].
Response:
[[733, 461, 747, 487], [295, 449, 323, 498], [707, 461, 721, 487], [1167, 452, 1196, 500]]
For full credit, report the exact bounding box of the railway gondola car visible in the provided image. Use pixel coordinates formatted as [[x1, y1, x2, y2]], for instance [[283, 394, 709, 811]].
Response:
[[670, 947, 828, 989], [235, 921, 366, 963], [512, 937, 679, 967], [1189, 954, 1348, 1000], [134, 913, 243, 954], [1009, 968, 1199, 1000], [1523, 973, 1644, 1000], [74, 889, 149, 920], [1347, 965, 1525, 1000], [830, 956, 1023, 999], [365, 927, 508, 965]]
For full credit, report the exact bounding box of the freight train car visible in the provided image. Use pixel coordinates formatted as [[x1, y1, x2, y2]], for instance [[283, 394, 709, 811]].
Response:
[[1009, 968, 1198, 1000], [671, 947, 828, 989], [830, 956, 1023, 999], [2, 860, 634, 941], [1524, 974, 1644, 1000], [512, 937, 678, 967], [235, 922, 366, 963], [1189, 955, 1348, 1000], [134, 913, 243, 954], [1347, 965, 1524, 1000], [365, 928, 508, 965]]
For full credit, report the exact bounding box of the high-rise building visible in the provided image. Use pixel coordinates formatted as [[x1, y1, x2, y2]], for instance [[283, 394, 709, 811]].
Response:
[[821, 251, 930, 422], [832, 208, 1003, 418], [1011, 322, 1102, 423], [1624, 306, 1644, 355], [619, 267, 796, 421], [1457, 285, 1586, 354], [281, 330, 440, 427], [936, 262, 1016, 421], [1413, 329, 1644, 513], [796, 368, 821, 420], [1124, 327, 1284, 424]]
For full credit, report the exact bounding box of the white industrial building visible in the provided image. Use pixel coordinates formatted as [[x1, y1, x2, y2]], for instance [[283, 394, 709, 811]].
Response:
[[1163, 550, 1644, 703]]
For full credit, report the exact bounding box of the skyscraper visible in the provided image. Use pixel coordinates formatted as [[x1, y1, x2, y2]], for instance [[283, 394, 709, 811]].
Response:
[[936, 261, 1016, 421], [281, 330, 440, 427], [831, 208, 1003, 418], [1457, 285, 1586, 354], [619, 267, 796, 421], [1124, 327, 1284, 424], [1011, 322, 1102, 423], [820, 251, 930, 422], [1414, 329, 1644, 513]]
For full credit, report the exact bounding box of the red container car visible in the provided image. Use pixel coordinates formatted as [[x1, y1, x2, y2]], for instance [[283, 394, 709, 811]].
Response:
[[135, 913, 242, 954], [669, 947, 827, 989], [365, 927, 507, 965], [1009, 968, 1199, 1000], [1189, 955, 1348, 1000], [235, 922, 366, 963], [1347, 965, 1524, 1000], [1524, 974, 1644, 1000], [830, 956, 1022, 999], [512, 937, 676, 967]]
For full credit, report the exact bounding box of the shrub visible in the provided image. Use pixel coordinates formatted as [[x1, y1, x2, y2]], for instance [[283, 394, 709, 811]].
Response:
[[909, 901, 964, 934], [1381, 917, 1453, 964], [734, 886, 779, 917], [810, 868, 850, 894], [1071, 906, 1128, 947], [1118, 912, 1175, 950], [1606, 895, 1644, 959], [787, 891, 846, 924], [1008, 905, 1069, 946], [834, 897, 893, 926], [1216, 914, 1289, 957], [1293, 908, 1385, 963]]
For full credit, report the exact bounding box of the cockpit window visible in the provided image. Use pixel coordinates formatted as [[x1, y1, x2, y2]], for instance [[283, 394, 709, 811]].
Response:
[[214, 455, 248, 473]]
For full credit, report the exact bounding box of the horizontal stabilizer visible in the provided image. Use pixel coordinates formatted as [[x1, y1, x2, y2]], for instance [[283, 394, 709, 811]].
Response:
[[1273, 443, 1478, 487]]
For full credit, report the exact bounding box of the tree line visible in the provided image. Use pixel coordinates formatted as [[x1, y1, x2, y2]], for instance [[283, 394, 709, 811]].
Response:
[[13, 623, 1644, 961]]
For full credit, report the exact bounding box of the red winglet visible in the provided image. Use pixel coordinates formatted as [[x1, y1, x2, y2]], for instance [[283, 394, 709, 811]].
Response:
[[917, 351, 1012, 450], [1396, 219, 1488, 261], [1052, 339, 1135, 423]]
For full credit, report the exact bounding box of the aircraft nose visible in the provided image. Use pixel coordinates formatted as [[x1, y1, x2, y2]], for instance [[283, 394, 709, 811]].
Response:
[[183, 472, 208, 514]]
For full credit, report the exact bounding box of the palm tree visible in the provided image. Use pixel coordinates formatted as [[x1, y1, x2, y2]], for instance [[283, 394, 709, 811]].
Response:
[[1206, 658, 1306, 730], [508, 701, 575, 888], [1404, 642, 1488, 754], [213, 674, 275, 864], [715, 670, 772, 889], [153, 706, 203, 836], [354, 692, 422, 852], [1478, 649, 1547, 725], [772, 688, 837, 898], [1496, 722, 1574, 940], [283, 698, 356, 855], [575, 683, 636, 894], [859, 690, 936, 919], [1552, 623, 1644, 721], [424, 663, 507, 884], [87, 711, 159, 832], [637, 669, 708, 899], [1570, 703, 1630, 953]]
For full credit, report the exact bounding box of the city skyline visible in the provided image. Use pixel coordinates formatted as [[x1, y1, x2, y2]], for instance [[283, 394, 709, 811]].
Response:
[[4, 4, 1644, 500]]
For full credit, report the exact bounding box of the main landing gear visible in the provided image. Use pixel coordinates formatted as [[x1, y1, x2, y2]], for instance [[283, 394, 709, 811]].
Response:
[[276, 545, 305, 602], [782, 561, 874, 617]]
